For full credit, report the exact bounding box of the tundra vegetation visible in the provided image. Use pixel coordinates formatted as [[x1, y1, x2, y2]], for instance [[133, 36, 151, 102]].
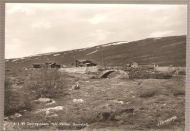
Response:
[[4, 65, 185, 131]]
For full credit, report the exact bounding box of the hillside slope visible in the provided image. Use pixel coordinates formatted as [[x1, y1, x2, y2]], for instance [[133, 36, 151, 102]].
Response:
[[6, 35, 186, 71]]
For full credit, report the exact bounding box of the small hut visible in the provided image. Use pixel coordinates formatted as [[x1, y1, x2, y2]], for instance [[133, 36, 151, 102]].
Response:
[[50, 63, 61, 68], [75, 60, 97, 67], [33, 63, 42, 68], [33, 62, 61, 69]]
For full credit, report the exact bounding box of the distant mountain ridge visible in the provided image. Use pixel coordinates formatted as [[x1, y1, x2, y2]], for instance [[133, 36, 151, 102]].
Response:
[[6, 35, 186, 71]]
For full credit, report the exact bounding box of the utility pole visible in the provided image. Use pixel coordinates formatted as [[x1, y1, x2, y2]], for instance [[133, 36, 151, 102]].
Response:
[[101, 45, 105, 68], [74, 53, 76, 67]]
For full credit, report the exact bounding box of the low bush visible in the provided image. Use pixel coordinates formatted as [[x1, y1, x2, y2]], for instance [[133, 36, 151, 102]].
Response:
[[154, 72, 173, 79], [139, 88, 158, 98], [178, 70, 186, 75], [25, 68, 67, 99], [4, 79, 33, 116], [173, 88, 185, 96], [127, 68, 173, 79]]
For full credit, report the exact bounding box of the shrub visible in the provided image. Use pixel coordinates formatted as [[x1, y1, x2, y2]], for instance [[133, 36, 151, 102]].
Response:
[[139, 88, 158, 98], [154, 72, 173, 79], [173, 88, 185, 96], [25, 68, 67, 99], [4, 78, 33, 116], [178, 70, 186, 75], [127, 68, 173, 79]]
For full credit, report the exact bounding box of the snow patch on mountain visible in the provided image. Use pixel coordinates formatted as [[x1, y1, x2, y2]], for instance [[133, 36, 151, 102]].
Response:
[[86, 50, 98, 55], [101, 41, 128, 47], [53, 54, 60, 56]]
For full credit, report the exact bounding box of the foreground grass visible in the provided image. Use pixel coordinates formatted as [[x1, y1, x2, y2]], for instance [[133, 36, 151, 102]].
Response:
[[4, 71, 185, 130], [4, 68, 68, 116]]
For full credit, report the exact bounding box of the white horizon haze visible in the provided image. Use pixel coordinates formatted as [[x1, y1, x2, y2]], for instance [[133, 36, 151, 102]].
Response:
[[5, 4, 187, 59]]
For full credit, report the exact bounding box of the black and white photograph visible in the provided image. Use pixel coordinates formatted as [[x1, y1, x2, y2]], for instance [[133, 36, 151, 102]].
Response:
[[4, 3, 187, 130]]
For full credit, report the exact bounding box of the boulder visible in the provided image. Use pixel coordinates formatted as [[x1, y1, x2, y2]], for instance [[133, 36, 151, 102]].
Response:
[[73, 99, 84, 103], [99, 70, 115, 78], [35, 106, 64, 114], [34, 98, 52, 103], [110, 100, 124, 104], [46, 100, 56, 106], [14, 113, 22, 118], [97, 111, 115, 121], [99, 70, 129, 79], [108, 70, 129, 79], [72, 83, 80, 90]]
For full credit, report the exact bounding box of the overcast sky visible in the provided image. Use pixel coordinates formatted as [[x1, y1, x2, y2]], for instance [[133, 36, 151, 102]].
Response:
[[5, 4, 187, 59]]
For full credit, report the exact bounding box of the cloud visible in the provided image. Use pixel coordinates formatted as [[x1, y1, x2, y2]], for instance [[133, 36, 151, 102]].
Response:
[[89, 29, 112, 42], [5, 4, 187, 58], [148, 31, 175, 38], [88, 15, 107, 24], [6, 4, 36, 15], [41, 46, 58, 53], [5, 38, 26, 58], [32, 20, 52, 29]]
